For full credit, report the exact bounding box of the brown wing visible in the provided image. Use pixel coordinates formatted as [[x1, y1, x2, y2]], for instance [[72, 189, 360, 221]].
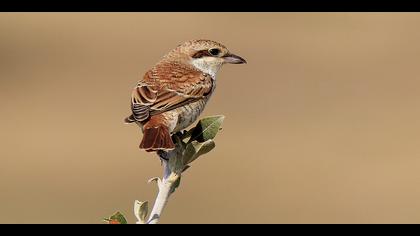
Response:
[[130, 62, 213, 122]]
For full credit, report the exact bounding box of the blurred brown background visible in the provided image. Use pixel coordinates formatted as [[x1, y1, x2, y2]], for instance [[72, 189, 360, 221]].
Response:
[[1, 13, 420, 224]]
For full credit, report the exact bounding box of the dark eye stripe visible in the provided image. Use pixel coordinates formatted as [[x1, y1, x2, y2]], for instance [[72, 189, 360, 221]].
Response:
[[191, 50, 212, 59]]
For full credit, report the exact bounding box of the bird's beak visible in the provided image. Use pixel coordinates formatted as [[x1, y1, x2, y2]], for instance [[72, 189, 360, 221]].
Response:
[[223, 53, 247, 64]]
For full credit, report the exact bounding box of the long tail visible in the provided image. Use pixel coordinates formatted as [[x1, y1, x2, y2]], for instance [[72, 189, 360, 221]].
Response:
[[140, 123, 175, 152]]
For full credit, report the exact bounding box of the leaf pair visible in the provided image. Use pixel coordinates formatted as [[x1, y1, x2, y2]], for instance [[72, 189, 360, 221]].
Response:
[[134, 200, 149, 224], [168, 115, 225, 192], [104, 212, 127, 224]]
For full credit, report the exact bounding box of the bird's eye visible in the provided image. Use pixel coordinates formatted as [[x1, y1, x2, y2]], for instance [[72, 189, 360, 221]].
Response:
[[208, 48, 220, 56]]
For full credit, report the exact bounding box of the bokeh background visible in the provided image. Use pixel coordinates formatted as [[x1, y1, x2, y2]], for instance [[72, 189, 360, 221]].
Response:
[[1, 13, 420, 223]]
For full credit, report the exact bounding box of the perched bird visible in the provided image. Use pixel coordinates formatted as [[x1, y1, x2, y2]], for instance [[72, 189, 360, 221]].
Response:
[[125, 39, 246, 152]]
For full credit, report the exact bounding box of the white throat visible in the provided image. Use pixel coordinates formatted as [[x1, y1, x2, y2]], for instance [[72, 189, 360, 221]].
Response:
[[191, 58, 223, 79]]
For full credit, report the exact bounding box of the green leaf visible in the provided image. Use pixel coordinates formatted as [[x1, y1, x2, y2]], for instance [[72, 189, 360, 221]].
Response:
[[134, 201, 148, 224], [104, 211, 128, 224], [182, 140, 216, 165], [188, 115, 225, 143]]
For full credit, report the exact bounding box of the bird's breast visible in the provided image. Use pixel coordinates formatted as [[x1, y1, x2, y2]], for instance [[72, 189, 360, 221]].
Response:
[[171, 98, 209, 133]]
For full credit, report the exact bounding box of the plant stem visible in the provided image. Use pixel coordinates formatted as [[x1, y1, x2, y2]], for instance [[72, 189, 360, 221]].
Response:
[[147, 152, 179, 224]]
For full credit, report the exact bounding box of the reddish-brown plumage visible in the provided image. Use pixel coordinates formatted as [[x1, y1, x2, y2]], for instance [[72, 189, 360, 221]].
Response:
[[125, 39, 246, 152], [140, 114, 175, 152], [131, 63, 214, 152]]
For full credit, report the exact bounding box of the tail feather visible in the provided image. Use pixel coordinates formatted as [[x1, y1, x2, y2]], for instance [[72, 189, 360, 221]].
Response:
[[124, 114, 136, 124], [140, 125, 175, 152]]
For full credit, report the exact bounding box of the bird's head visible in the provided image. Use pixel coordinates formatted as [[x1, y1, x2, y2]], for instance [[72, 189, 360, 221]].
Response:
[[165, 39, 246, 78]]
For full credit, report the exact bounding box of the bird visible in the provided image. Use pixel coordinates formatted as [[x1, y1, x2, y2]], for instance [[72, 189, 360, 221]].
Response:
[[125, 39, 246, 152]]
